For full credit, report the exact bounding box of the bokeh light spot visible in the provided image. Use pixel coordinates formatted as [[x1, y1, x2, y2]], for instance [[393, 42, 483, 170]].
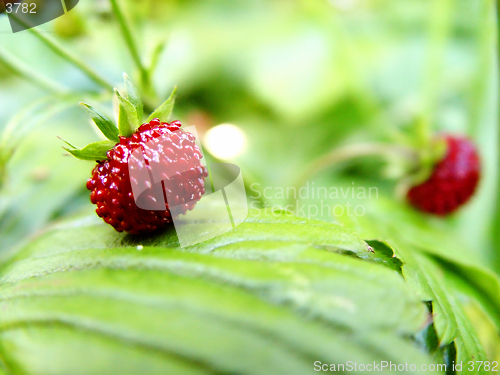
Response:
[[204, 124, 246, 160]]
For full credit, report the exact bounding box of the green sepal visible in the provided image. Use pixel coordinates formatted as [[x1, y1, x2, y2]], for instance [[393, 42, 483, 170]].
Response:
[[400, 137, 449, 189], [115, 89, 139, 138], [80, 103, 119, 142], [63, 140, 116, 161], [147, 86, 177, 122], [430, 137, 447, 163], [123, 73, 143, 123]]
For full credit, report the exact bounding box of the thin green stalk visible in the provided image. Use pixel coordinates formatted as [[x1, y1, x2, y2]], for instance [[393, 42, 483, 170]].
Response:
[[0, 48, 66, 94], [493, 0, 500, 273], [329, 11, 410, 146], [468, 0, 496, 138], [109, 0, 148, 82], [9, 14, 113, 91], [290, 143, 420, 206], [60, 0, 68, 12], [420, 0, 453, 147]]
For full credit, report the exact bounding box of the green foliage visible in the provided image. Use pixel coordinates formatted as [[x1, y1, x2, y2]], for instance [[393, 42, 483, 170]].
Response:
[[80, 103, 119, 142], [63, 140, 116, 161], [0, 0, 498, 372], [0, 211, 434, 374], [338, 203, 498, 372], [115, 88, 139, 138]]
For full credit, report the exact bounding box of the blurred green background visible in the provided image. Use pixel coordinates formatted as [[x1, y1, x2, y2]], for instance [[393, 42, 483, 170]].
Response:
[[0, 0, 499, 369], [1, 0, 497, 267]]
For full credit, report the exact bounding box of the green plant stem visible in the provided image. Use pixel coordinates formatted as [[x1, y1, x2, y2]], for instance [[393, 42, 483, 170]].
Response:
[[494, 0, 500, 273], [109, 0, 148, 84], [468, 0, 496, 138], [0, 48, 67, 94], [419, 0, 453, 148], [59, 0, 68, 12], [9, 14, 113, 91], [290, 143, 420, 205]]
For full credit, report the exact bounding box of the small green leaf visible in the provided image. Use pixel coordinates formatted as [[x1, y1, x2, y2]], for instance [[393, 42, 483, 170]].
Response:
[[147, 87, 177, 122], [63, 140, 116, 161], [80, 103, 119, 142], [123, 73, 143, 123], [57, 136, 77, 150], [115, 89, 139, 138]]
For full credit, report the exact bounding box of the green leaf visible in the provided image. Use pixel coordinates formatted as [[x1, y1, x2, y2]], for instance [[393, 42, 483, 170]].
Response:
[[462, 300, 500, 363], [64, 140, 116, 161], [428, 254, 500, 333], [115, 89, 139, 138], [57, 136, 77, 150], [147, 87, 177, 122], [0, 122, 95, 265], [0, 210, 436, 374], [80, 103, 119, 142], [123, 73, 144, 123], [386, 244, 488, 371], [413, 254, 488, 370], [357, 240, 403, 275], [337, 206, 490, 369], [414, 314, 457, 368]]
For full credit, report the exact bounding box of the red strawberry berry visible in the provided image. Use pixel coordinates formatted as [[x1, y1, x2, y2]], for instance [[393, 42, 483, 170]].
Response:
[[64, 76, 207, 234], [406, 134, 480, 216], [86, 119, 207, 234]]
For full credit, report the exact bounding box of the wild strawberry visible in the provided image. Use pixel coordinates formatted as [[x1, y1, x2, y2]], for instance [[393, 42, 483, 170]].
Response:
[[63, 74, 207, 234], [406, 134, 480, 216], [86, 119, 207, 234]]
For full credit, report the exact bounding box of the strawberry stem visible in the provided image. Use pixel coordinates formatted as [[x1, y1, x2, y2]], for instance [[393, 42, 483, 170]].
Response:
[[292, 142, 420, 199], [418, 0, 453, 149], [109, 0, 146, 76], [109, 0, 156, 107]]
